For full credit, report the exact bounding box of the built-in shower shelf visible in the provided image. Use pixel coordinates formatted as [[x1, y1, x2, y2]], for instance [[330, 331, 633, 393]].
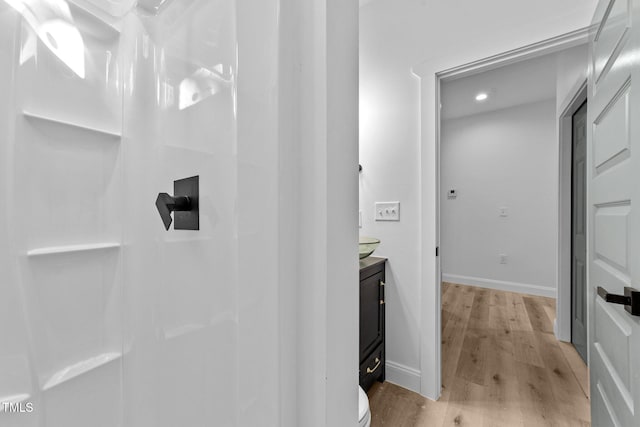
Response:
[[23, 110, 122, 139], [68, 0, 125, 36], [0, 393, 31, 412], [42, 352, 122, 391], [27, 243, 121, 257]]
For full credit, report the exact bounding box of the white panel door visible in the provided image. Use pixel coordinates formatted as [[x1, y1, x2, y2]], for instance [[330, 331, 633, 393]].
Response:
[[572, 101, 588, 362], [588, 0, 640, 425]]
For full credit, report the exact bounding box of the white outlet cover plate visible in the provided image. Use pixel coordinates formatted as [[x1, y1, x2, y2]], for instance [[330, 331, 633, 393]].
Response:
[[375, 202, 400, 221]]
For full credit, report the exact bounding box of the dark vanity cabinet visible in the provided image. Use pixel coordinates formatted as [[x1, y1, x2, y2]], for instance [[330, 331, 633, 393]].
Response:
[[359, 257, 386, 391]]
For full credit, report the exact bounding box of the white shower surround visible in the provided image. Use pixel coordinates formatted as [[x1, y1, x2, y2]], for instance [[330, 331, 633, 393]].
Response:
[[0, 1, 359, 426]]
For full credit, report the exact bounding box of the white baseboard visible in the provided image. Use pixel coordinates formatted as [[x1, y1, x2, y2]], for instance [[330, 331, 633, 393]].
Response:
[[442, 274, 556, 298], [385, 361, 421, 394]]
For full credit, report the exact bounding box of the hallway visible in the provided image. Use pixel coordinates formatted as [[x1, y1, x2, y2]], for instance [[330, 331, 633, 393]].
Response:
[[368, 283, 590, 426]]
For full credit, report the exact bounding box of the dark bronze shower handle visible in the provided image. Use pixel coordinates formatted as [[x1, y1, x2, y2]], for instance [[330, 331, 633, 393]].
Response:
[[155, 194, 191, 230], [155, 176, 200, 231]]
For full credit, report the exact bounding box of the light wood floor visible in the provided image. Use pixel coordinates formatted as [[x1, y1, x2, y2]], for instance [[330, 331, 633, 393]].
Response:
[[368, 283, 590, 426]]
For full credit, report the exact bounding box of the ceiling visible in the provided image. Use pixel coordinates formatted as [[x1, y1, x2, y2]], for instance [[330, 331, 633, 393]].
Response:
[[440, 52, 560, 121]]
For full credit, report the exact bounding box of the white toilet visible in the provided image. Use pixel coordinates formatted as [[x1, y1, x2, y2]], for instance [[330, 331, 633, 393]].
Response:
[[358, 386, 371, 427]]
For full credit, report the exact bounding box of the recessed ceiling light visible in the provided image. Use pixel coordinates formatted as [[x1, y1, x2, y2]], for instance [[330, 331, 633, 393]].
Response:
[[475, 92, 488, 102]]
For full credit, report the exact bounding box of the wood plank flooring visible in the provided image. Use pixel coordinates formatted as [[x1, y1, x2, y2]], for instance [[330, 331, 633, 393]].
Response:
[[368, 283, 590, 426]]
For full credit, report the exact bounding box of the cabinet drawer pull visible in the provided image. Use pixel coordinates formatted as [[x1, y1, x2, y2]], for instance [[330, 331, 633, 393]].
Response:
[[367, 358, 381, 374], [380, 280, 385, 286], [380, 300, 385, 305]]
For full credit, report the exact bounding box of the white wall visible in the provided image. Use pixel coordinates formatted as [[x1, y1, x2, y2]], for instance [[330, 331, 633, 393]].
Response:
[[289, 1, 360, 426], [359, 0, 597, 398], [557, 44, 589, 114], [440, 100, 558, 297]]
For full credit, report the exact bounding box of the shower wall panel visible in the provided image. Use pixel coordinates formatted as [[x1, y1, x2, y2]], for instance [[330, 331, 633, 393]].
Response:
[[1, 1, 281, 426]]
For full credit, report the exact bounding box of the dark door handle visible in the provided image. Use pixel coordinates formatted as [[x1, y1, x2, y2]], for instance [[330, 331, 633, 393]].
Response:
[[597, 286, 640, 316], [155, 176, 199, 231]]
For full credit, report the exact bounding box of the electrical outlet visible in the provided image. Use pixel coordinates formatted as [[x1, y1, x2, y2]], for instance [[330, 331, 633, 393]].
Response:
[[500, 254, 507, 264], [375, 202, 400, 221], [499, 207, 509, 217]]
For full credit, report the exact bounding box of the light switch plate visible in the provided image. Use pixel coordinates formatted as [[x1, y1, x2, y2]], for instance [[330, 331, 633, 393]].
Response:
[[499, 207, 508, 217], [375, 202, 400, 221], [359, 210, 362, 228]]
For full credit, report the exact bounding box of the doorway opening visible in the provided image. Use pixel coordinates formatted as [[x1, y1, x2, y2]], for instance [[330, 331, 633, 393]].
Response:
[[433, 41, 591, 423]]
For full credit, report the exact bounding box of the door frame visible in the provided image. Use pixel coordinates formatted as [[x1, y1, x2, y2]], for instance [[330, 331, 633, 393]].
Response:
[[412, 28, 589, 399], [556, 80, 588, 345]]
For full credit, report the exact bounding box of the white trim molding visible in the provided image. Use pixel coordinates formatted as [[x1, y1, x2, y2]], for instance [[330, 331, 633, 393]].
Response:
[[556, 79, 588, 343], [442, 274, 557, 298], [435, 27, 591, 80], [385, 361, 422, 394]]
